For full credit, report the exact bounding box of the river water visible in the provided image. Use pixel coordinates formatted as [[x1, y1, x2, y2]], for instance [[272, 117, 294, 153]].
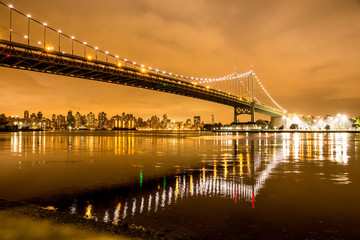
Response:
[[0, 131, 359, 239]]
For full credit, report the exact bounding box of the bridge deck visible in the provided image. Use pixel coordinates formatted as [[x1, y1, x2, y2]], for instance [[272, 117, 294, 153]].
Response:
[[0, 40, 285, 117]]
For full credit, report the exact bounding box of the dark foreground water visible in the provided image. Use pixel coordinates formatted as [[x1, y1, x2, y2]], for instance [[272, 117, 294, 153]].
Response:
[[0, 131, 359, 239]]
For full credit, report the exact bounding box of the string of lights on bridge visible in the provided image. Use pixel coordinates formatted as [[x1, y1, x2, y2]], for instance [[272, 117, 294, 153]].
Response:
[[1, 2, 286, 112], [253, 73, 286, 112]]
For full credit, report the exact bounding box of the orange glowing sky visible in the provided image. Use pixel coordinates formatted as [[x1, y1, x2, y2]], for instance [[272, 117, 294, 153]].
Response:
[[0, 0, 359, 122]]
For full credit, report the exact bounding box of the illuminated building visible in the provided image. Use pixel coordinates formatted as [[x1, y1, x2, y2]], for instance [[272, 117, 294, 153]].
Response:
[[75, 112, 81, 128], [194, 116, 201, 127], [24, 110, 29, 120], [87, 112, 96, 128], [30, 113, 36, 124], [37, 111, 43, 121], [67, 110, 75, 128], [56, 115, 66, 129], [98, 112, 107, 129], [52, 114, 56, 129]]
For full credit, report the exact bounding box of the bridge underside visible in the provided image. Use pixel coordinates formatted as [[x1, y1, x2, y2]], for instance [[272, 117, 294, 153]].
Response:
[[0, 40, 285, 118]]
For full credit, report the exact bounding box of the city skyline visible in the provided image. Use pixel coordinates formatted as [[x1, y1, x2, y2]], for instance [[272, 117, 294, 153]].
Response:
[[1, 0, 359, 122], [1, 109, 206, 130], [3, 109, 209, 124]]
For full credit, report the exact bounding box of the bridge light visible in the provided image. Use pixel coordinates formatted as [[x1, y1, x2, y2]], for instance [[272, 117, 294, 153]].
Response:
[[83, 42, 87, 45], [133, 62, 136, 64], [71, 36, 75, 39], [141, 68, 146, 73], [43, 23, 47, 26], [94, 47, 98, 50], [24, 35, 28, 39], [38, 41, 41, 45], [149, 67, 152, 70], [27, 14, 31, 18], [115, 55, 119, 58], [105, 51, 109, 54], [141, 64, 144, 67], [8, 4, 13, 8], [124, 59, 127, 61], [117, 63, 121, 67], [58, 30, 61, 33], [87, 56, 92, 60], [206, 86, 210, 89]]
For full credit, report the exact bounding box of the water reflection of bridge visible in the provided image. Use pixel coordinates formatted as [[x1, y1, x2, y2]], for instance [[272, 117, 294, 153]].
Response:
[[63, 132, 350, 223], [75, 168, 278, 223]]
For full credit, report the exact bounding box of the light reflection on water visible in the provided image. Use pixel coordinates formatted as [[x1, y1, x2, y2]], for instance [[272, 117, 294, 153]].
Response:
[[1, 131, 359, 238]]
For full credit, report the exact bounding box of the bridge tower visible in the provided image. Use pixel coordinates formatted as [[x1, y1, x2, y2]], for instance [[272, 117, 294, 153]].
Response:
[[233, 66, 255, 123]]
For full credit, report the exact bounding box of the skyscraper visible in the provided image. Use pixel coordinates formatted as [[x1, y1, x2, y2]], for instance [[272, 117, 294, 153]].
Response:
[[52, 114, 56, 129], [37, 111, 43, 121], [87, 112, 96, 128], [75, 112, 81, 128], [67, 110, 75, 128], [194, 116, 201, 126], [24, 110, 29, 119], [98, 112, 107, 129]]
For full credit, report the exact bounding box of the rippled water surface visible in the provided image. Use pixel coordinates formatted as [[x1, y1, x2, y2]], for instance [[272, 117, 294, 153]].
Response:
[[0, 131, 359, 239]]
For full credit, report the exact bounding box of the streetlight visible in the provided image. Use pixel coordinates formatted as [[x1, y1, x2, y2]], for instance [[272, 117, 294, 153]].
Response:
[[115, 55, 119, 65], [26, 14, 31, 45], [71, 36, 75, 55], [9, 4, 13, 42], [95, 47, 98, 60], [58, 30, 62, 52], [83, 42, 87, 57], [43, 23, 47, 49]]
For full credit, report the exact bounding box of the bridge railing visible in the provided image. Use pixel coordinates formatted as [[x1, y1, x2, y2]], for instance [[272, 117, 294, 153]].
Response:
[[0, 2, 202, 84]]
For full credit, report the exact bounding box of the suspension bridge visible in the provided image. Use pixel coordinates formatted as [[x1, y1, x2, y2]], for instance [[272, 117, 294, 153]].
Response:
[[0, 2, 287, 123]]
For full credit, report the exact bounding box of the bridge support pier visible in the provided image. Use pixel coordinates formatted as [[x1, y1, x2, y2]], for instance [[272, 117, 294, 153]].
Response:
[[251, 102, 255, 123], [234, 105, 254, 124], [270, 116, 283, 128]]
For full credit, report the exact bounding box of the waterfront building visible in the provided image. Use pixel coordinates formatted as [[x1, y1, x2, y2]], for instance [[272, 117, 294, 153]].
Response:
[[98, 112, 107, 129], [75, 112, 81, 128], [51, 114, 56, 129], [37, 111, 43, 121], [24, 110, 29, 120], [67, 110, 75, 128], [30, 113, 37, 124], [194, 116, 201, 127], [56, 115, 66, 129], [87, 112, 96, 128]]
